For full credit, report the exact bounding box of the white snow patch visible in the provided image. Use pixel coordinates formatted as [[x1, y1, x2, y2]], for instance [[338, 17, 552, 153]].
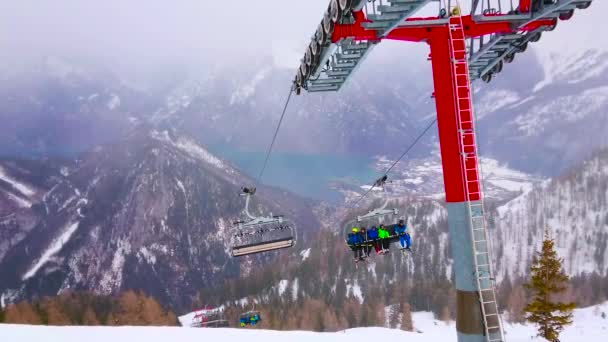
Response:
[[138, 247, 157, 265], [22, 222, 80, 280], [4, 191, 31, 208], [0, 166, 36, 196], [99, 240, 131, 294], [277, 279, 289, 296], [346, 282, 364, 304], [107, 94, 121, 110], [230, 67, 271, 105], [175, 139, 225, 169], [475, 89, 520, 119], [175, 179, 186, 197], [299, 248, 311, 261], [291, 278, 299, 301]]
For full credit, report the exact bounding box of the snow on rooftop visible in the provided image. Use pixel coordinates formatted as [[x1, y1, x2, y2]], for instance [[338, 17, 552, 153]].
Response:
[[22, 222, 80, 280]]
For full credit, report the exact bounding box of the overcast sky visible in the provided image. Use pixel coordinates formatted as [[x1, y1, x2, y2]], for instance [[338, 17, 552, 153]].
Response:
[[1, 1, 605, 73], [0, 0, 332, 67]]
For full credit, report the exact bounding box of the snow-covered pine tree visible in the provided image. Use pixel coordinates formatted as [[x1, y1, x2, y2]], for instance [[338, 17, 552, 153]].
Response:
[[524, 229, 576, 342]]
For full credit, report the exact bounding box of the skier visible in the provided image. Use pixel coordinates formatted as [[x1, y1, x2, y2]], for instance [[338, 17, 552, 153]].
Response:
[[359, 227, 370, 257], [347, 227, 364, 262], [367, 225, 381, 254], [378, 224, 390, 253], [394, 219, 411, 251]]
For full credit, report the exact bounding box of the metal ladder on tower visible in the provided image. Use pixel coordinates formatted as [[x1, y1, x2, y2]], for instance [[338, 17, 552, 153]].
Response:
[[446, 3, 505, 342]]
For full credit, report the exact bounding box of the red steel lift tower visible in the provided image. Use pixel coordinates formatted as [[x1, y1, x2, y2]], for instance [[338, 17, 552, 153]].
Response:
[[293, 1, 594, 341]]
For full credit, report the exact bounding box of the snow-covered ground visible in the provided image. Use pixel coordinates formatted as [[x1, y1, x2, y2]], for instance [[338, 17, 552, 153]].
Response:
[[14, 303, 598, 342]]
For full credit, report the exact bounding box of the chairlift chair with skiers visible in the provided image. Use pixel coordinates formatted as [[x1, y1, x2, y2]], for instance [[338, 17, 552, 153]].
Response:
[[344, 176, 411, 263], [230, 187, 297, 257], [343, 175, 399, 244], [239, 304, 262, 327]]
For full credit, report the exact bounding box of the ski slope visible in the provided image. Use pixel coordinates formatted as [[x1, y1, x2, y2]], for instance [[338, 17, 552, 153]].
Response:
[[2, 304, 606, 342]]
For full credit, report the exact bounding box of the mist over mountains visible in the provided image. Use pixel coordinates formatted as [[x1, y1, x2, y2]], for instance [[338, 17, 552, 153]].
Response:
[[0, 0, 607, 320]]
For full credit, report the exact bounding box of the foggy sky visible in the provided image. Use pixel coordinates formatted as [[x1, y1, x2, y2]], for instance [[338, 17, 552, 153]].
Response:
[[1, 1, 605, 75], [0, 0, 331, 67]]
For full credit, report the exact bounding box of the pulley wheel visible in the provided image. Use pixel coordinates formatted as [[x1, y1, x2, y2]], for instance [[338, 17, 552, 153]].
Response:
[[305, 47, 312, 66], [310, 39, 320, 56], [323, 11, 335, 36], [300, 62, 310, 79], [504, 53, 515, 64], [330, 0, 340, 23], [492, 60, 503, 74], [559, 9, 574, 21], [481, 73, 492, 84], [296, 69, 303, 87], [310, 41, 321, 67], [517, 41, 528, 53], [317, 23, 328, 44], [576, 1, 591, 9], [530, 32, 542, 42]]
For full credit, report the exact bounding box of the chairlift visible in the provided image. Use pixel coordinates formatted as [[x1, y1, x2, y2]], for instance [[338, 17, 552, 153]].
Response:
[[230, 187, 296, 257], [190, 306, 229, 328], [343, 176, 403, 248], [238, 304, 262, 327]]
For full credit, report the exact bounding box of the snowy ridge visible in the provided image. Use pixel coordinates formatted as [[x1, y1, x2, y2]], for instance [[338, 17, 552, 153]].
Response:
[[513, 86, 608, 136], [22, 222, 80, 280], [148, 130, 226, 170], [230, 67, 271, 105], [0, 166, 35, 197], [493, 152, 608, 280]]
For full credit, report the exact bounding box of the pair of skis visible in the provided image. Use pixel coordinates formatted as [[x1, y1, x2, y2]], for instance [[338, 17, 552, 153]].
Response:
[[353, 247, 413, 269]]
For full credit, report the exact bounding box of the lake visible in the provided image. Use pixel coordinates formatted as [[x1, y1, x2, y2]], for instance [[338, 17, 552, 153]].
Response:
[[207, 144, 377, 203]]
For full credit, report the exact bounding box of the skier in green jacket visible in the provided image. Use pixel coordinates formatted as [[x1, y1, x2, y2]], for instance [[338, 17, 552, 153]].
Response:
[[378, 224, 390, 254]]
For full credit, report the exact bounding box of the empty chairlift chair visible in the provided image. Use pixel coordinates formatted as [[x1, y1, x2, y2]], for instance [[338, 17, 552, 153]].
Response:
[[230, 187, 297, 257], [190, 306, 229, 328]]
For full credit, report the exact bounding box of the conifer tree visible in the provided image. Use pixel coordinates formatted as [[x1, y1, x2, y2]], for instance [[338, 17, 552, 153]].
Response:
[[524, 230, 576, 342]]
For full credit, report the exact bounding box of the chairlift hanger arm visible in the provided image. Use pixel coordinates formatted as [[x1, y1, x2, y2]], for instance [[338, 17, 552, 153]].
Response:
[[241, 191, 256, 220]]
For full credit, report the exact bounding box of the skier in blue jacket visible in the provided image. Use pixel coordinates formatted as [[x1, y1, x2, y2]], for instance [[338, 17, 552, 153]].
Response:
[[347, 227, 365, 261], [394, 219, 411, 250]]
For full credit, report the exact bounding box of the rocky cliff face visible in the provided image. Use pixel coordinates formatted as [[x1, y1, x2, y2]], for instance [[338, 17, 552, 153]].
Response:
[[0, 130, 319, 309]]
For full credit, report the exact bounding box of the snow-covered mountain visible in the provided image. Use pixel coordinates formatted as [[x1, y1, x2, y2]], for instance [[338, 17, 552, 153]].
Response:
[[2, 5, 606, 177], [0, 130, 319, 309], [491, 149, 608, 280]]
